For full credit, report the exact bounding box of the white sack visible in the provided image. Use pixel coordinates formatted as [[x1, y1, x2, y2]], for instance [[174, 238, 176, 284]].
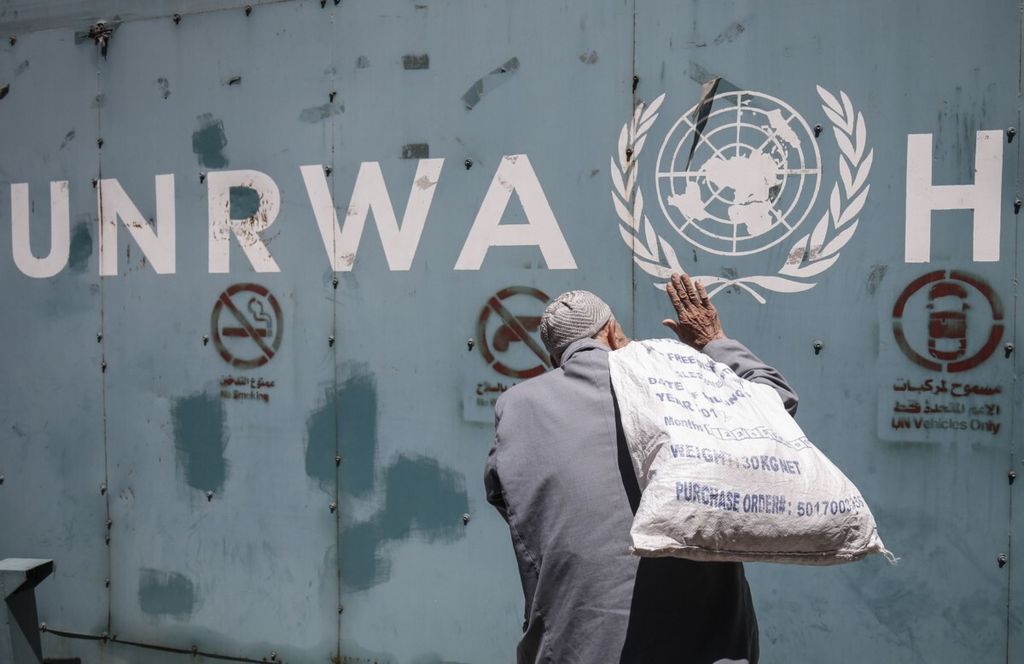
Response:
[[609, 339, 890, 565]]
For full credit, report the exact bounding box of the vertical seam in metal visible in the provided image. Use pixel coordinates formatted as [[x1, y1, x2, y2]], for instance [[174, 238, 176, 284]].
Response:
[[630, 0, 638, 335], [1008, 6, 1023, 662], [330, 3, 342, 661], [95, 45, 112, 638]]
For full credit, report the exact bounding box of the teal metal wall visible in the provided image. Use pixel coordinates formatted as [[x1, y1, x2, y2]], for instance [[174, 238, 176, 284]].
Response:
[[0, 1, 1019, 662]]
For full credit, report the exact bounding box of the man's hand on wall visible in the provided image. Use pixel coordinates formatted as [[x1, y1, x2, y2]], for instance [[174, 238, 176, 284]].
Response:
[[662, 272, 727, 350]]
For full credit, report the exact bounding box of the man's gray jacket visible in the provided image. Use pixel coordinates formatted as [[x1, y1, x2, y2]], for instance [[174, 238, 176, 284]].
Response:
[[485, 337, 798, 664]]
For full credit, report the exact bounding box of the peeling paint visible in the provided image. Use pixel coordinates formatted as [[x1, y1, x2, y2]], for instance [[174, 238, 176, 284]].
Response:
[[299, 101, 343, 123], [461, 57, 519, 110], [138, 568, 196, 617], [170, 393, 227, 493], [192, 113, 228, 169]]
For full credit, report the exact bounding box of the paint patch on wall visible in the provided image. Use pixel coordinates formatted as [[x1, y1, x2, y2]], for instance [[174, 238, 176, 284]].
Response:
[[712, 22, 746, 45], [58, 129, 75, 150], [170, 393, 228, 493], [341, 455, 468, 591], [67, 218, 92, 272], [192, 113, 228, 169], [306, 367, 378, 496], [401, 143, 429, 159], [402, 54, 430, 70], [138, 568, 196, 616], [866, 263, 888, 294], [229, 186, 261, 219], [462, 57, 520, 110], [299, 102, 343, 123]]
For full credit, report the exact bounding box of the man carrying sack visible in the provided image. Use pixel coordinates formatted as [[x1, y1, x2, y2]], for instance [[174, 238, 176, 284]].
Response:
[[484, 273, 798, 664]]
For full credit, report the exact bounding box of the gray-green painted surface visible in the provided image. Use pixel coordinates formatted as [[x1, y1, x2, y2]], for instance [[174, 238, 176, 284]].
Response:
[[171, 393, 228, 493], [138, 568, 196, 617], [0, 1, 1019, 663]]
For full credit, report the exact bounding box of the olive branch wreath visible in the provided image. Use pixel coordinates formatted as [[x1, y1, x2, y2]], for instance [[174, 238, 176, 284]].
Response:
[[610, 86, 872, 303]]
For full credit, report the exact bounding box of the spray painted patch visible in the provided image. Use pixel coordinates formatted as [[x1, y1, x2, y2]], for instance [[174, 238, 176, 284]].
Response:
[[402, 54, 430, 70], [866, 264, 888, 295], [712, 22, 746, 45], [170, 393, 228, 493], [401, 143, 429, 159], [192, 113, 228, 169], [462, 57, 519, 110], [68, 218, 92, 272], [299, 102, 343, 123], [138, 568, 196, 616], [229, 187, 260, 219], [58, 130, 75, 150], [306, 367, 378, 496], [341, 455, 468, 591]]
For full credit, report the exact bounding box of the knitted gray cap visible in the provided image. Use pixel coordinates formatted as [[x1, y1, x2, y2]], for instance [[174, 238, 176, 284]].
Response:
[[540, 290, 613, 363]]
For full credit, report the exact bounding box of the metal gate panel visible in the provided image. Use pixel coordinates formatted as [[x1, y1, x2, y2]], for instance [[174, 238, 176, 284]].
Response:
[[0, 28, 110, 660], [96, 4, 338, 661], [326, 2, 635, 661], [633, 1, 1019, 662]]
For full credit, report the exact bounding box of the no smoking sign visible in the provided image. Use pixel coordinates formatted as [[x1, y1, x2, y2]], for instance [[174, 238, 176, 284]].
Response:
[[210, 283, 283, 369], [477, 286, 552, 379]]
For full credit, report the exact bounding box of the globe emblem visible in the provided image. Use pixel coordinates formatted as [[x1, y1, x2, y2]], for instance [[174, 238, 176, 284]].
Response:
[[655, 91, 822, 256]]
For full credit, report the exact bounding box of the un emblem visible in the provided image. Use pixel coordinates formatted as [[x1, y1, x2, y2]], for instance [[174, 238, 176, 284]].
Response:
[[611, 84, 872, 302]]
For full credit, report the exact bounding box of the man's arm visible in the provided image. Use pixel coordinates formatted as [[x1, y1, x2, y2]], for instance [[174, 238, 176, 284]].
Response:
[[703, 338, 799, 415], [661, 272, 799, 415]]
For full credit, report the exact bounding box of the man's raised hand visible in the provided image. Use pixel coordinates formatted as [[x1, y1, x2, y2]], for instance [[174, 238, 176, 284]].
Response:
[[662, 273, 727, 350]]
